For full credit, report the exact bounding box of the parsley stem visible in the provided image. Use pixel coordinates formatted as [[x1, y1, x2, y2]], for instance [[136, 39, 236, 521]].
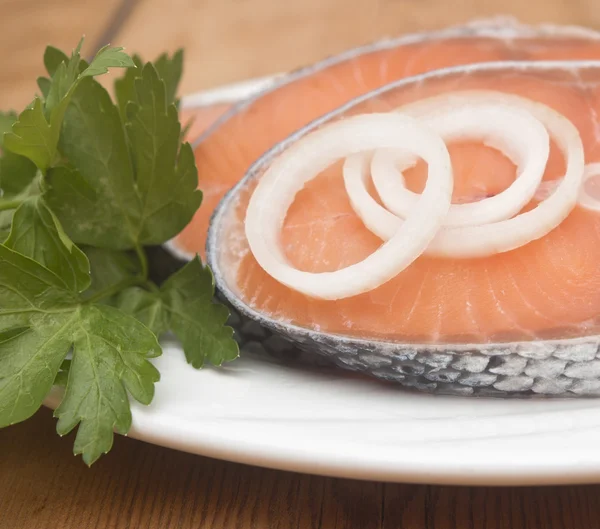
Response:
[[0, 199, 22, 212], [135, 244, 149, 280]]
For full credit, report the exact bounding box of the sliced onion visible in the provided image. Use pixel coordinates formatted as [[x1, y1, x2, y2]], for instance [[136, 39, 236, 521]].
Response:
[[428, 92, 584, 257], [578, 163, 600, 212], [372, 97, 550, 227], [533, 179, 560, 201], [344, 153, 401, 241], [344, 99, 550, 239], [245, 113, 452, 300], [534, 165, 600, 211], [345, 91, 584, 258]]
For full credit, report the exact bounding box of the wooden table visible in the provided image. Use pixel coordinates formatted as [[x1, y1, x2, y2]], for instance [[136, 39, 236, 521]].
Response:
[[2, 0, 600, 527], [3, 409, 600, 529]]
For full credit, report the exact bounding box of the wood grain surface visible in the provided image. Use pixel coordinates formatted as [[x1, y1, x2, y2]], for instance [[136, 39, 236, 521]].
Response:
[[0, 0, 124, 110], [2, 409, 600, 529], [109, 0, 600, 98], [2, 0, 600, 528]]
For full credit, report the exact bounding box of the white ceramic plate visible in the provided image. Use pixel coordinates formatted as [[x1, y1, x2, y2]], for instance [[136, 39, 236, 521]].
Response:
[[45, 341, 600, 485], [46, 78, 600, 486]]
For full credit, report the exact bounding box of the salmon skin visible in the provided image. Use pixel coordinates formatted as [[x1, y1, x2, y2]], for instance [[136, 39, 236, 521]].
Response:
[[173, 19, 600, 260], [208, 60, 600, 398]]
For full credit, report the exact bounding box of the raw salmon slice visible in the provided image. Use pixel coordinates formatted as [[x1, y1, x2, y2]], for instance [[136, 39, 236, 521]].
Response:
[[173, 21, 600, 259], [178, 74, 281, 146], [209, 61, 600, 346], [180, 103, 232, 143]]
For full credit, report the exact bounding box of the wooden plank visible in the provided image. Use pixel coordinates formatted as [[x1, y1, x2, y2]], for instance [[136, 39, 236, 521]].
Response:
[[112, 0, 600, 97], [0, 0, 124, 110], [2, 409, 600, 529]]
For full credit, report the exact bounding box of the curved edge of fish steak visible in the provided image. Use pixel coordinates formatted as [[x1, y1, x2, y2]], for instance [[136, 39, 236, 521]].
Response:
[[192, 17, 600, 149]]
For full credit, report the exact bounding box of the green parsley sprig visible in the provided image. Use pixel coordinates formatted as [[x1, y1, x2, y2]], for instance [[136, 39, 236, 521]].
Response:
[[0, 38, 239, 465]]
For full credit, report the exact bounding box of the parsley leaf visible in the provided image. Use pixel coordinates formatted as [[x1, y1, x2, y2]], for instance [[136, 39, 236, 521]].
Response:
[[5, 197, 91, 292], [0, 38, 239, 465], [0, 151, 37, 198], [0, 244, 79, 423], [79, 45, 134, 78], [55, 304, 160, 465], [114, 258, 239, 367], [43, 46, 69, 77], [53, 359, 71, 388], [162, 258, 238, 367], [115, 287, 169, 336], [113, 256, 240, 369], [47, 63, 201, 249], [126, 63, 202, 244], [0, 111, 38, 213], [37, 45, 69, 100], [83, 247, 140, 300], [154, 49, 184, 107], [0, 111, 17, 139], [0, 317, 75, 425], [114, 50, 182, 116], [114, 54, 144, 118], [0, 243, 161, 465], [0, 183, 38, 244], [3, 40, 134, 173], [44, 80, 141, 249], [37, 77, 52, 99], [0, 237, 75, 327], [3, 98, 54, 171]]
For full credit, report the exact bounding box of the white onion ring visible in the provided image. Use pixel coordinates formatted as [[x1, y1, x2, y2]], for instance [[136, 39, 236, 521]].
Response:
[[344, 153, 401, 241], [344, 99, 550, 240], [429, 92, 584, 257], [244, 113, 452, 300], [533, 179, 560, 201], [345, 92, 584, 258], [371, 97, 551, 227], [578, 163, 600, 212], [534, 165, 600, 211]]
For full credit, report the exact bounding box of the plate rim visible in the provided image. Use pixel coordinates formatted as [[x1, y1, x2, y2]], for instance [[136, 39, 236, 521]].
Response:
[[44, 354, 600, 487]]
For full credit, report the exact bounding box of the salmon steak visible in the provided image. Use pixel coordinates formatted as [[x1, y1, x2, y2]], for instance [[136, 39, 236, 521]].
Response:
[[173, 20, 600, 259], [183, 21, 600, 397]]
